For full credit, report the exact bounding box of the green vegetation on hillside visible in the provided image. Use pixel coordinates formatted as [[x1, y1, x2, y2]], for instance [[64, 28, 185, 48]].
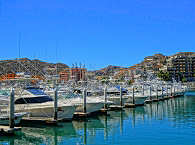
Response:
[[157, 70, 171, 81]]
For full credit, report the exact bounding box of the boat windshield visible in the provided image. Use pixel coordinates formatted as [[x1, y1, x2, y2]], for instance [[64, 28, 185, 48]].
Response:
[[26, 88, 47, 96], [15, 96, 53, 104]]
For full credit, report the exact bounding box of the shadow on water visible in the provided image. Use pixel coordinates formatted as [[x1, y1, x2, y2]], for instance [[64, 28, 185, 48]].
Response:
[[1, 92, 195, 145]]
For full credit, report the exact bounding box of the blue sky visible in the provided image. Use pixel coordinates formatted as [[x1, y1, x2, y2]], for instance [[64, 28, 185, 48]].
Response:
[[0, 0, 195, 70]]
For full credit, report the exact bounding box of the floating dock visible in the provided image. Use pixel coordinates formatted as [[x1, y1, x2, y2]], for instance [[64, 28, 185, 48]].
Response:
[[108, 105, 124, 110], [124, 103, 136, 108], [0, 126, 21, 136], [21, 117, 58, 126], [124, 103, 144, 108], [73, 110, 108, 119]]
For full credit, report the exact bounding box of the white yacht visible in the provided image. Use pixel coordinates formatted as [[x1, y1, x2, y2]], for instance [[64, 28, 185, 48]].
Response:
[[58, 89, 110, 114], [106, 86, 129, 106], [124, 93, 148, 105], [1, 87, 76, 121], [69, 97, 105, 114]]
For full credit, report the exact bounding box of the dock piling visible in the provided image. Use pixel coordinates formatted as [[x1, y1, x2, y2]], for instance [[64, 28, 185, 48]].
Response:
[[104, 86, 107, 109], [54, 88, 58, 121], [0, 88, 22, 136], [9, 88, 15, 129], [156, 86, 158, 101], [142, 85, 144, 96], [132, 86, 135, 104], [149, 86, 152, 101], [161, 86, 164, 100], [120, 86, 123, 107], [166, 85, 168, 98], [83, 88, 87, 113]]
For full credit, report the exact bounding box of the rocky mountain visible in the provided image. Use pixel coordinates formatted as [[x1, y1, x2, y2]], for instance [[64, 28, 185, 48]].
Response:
[[93, 65, 124, 76], [0, 58, 69, 77]]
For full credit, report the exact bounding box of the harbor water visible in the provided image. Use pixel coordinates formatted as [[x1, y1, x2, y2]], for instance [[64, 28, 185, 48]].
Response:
[[1, 92, 195, 145]]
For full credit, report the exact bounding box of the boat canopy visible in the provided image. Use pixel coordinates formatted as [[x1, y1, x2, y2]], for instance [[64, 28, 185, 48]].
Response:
[[115, 86, 128, 92], [26, 87, 47, 96], [15, 96, 53, 104]]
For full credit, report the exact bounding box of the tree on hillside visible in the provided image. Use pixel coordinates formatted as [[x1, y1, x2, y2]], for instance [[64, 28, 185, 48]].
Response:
[[157, 70, 171, 81], [182, 77, 187, 83]]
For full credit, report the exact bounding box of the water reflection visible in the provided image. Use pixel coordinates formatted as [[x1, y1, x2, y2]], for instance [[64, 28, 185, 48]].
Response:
[[1, 92, 195, 145], [0, 122, 79, 145], [124, 107, 145, 128], [72, 117, 105, 145]]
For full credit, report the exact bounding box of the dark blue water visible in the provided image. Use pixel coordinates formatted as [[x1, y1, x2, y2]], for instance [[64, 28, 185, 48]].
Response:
[[1, 92, 195, 145]]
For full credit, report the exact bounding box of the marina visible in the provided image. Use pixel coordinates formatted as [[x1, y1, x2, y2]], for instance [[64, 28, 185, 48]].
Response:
[[1, 0, 195, 144], [0, 79, 190, 136], [0, 56, 193, 144], [0, 91, 195, 144]]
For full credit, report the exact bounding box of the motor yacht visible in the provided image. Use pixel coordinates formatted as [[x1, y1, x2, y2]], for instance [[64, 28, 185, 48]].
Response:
[[0, 87, 76, 121]]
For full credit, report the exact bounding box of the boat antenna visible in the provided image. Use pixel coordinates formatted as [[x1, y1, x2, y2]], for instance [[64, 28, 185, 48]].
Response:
[[18, 32, 21, 73], [75, 62, 77, 68], [55, 40, 58, 86], [79, 62, 82, 81], [79, 62, 82, 69]]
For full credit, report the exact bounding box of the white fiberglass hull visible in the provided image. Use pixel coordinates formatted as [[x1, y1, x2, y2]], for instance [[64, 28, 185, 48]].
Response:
[[12, 104, 76, 121], [107, 96, 129, 106], [66, 97, 105, 114], [75, 102, 104, 114], [126, 96, 147, 105]]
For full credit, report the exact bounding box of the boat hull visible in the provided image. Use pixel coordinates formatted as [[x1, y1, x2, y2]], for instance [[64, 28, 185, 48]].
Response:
[[126, 96, 147, 105], [15, 105, 76, 121], [75, 103, 104, 114], [107, 96, 129, 106]]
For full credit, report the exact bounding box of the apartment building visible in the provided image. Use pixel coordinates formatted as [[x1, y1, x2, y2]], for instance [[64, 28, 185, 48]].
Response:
[[59, 67, 86, 82], [167, 52, 195, 82]]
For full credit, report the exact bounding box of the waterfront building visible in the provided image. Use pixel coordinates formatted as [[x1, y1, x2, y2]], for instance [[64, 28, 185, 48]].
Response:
[[167, 52, 195, 82], [142, 53, 167, 74], [59, 67, 87, 82], [70, 67, 86, 81], [59, 68, 70, 82], [0, 73, 18, 81]]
